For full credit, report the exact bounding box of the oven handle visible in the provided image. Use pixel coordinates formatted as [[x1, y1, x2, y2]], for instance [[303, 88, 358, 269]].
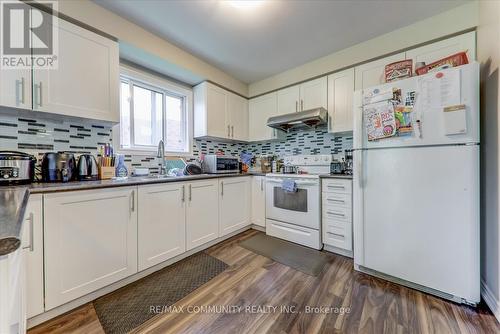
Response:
[[266, 178, 318, 186]]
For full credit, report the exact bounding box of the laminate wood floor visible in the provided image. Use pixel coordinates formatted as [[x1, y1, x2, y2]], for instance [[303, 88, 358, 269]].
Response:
[[29, 230, 499, 334]]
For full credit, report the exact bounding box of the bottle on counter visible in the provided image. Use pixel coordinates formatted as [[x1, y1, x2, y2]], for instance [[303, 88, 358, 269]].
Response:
[[115, 154, 128, 178]]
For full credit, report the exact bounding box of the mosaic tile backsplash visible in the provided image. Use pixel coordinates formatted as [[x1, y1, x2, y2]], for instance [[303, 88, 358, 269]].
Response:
[[0, 112, 352, 175]]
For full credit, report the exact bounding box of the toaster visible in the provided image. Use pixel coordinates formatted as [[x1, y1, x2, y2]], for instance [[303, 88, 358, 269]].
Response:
[[0, 151, 36, 185]]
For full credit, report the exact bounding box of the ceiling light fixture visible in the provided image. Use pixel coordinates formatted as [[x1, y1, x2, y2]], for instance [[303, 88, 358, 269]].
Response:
[[227, 0, 265, 10]]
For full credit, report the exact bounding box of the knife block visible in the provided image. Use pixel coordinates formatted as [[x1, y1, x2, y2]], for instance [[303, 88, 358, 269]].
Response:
[[98, 166, 115, 180]]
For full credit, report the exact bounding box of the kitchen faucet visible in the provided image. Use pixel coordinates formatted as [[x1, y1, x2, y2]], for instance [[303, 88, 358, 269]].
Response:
[[157, 140, 167, 175]]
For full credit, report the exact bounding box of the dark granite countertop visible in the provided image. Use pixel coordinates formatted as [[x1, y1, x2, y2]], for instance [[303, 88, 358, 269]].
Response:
[[319, 174, 353, 179], [0, 172, 261, 255]]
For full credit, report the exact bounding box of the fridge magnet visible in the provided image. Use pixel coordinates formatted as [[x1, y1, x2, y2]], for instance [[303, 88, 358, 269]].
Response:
[[364, 101, 397, 141], [394, 106, 414, 136], [405, 91, 416, 106]]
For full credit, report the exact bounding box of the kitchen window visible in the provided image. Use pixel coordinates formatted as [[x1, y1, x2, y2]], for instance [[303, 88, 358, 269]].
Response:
[[117, 66, 193, 154]]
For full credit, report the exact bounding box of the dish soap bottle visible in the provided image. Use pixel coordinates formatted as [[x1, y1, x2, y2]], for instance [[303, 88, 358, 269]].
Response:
[[115, 154, 128, 178]]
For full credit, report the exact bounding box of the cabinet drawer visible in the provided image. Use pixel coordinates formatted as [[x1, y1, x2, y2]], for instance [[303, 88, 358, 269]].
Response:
[[323, 222, 352, 251], [322, 179, 352, 194], [322, 192, 351, 208], [323, 204, 352, 222]]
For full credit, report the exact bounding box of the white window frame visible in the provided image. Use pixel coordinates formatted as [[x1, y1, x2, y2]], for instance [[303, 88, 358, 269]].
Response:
[[114, 65, 193, 156]]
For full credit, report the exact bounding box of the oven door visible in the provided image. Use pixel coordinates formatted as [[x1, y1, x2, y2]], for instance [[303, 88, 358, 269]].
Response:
[[265, 177, 320, 229]]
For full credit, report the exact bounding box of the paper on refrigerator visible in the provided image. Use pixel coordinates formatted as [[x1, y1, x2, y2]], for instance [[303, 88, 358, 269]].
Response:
[[363, 101, 397, 141], [417, 67, 461, 112]]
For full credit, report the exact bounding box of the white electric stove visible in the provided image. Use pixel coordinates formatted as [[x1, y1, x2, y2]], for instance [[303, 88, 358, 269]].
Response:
[[265, 155, 333, 249]]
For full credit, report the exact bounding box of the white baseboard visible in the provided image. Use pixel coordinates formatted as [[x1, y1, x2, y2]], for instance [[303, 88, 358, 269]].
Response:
[[28, 226, 252, 329], [481, 279, 500, 322], [250, 224, 265, 232]]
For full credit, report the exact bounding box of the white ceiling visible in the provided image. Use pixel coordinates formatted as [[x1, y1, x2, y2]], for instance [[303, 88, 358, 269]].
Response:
[[93, 0, 469, 84]]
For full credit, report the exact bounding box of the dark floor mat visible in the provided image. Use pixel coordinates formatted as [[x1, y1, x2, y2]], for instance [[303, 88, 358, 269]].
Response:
[[93, 252, 228, 334], [239, 233, 330, 276]]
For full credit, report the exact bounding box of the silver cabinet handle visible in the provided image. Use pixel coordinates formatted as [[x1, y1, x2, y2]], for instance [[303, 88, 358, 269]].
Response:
[[328, 185, 345, 189], [295, 101, 298, 112], [231, 125, 234, 138], [130, 190, 135, 213], [227, 125, 230, 137], [189, 184, 192, 201], [327, 211, 345, 217], [301, 99, 303, 111], [34, 82, 42, 108], [181, 185, 185, 202], [15, 77, 25, 105], [260, 178, 263, 191], [273, 129, 276, 138], [22, 213, 34, 252], [327, 198, 345, 203], [221, 181, 224, 196]]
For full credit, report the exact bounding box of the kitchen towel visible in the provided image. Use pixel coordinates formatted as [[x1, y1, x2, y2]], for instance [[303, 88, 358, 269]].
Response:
[[282, 179, 297, 192]]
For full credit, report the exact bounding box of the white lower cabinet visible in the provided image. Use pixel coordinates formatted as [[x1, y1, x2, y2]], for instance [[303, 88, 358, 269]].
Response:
[[138, 183, 186, 271], [186, 179, 220, 250], [251, 176, 266, 227], [219, 177, 251, 236], [22, 194, 44, 319], [43, 187, 138, 310], [322, 179, 353, 255]]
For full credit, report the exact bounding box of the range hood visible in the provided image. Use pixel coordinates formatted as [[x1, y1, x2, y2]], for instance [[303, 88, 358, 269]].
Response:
[[267, 107, 328, 132]]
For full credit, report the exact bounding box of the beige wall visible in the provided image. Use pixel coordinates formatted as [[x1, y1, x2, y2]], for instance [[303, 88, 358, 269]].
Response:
[[478, 0, 500, 321], [249, 1, 479, 97], [56, 0, 248, 96]]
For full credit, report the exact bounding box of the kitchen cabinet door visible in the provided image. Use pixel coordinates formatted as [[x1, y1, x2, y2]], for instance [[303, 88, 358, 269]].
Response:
[[277, 85, 300, 115], [249, 92, 284, 142], [0, 67, 32, 110], [299, 77, 327, 111], [354, 52, 406, 90], [186, 179, 219, 250], [227, 93, 249, 141], [219, 177, 251, 236], [0, 0, 32, 110], [44, 187, 138, 310], [328, 68, 355, 134], [194, 82, 229, 139], [405, 31, 476, 71], [138, 183, 186, 271], [32, 15, 119, 122], [21, 194, 44, 319], [251, 176, 266, 227]]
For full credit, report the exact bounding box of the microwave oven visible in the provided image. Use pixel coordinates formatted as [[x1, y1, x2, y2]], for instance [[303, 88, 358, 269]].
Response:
[[203, 155, 239, 174]]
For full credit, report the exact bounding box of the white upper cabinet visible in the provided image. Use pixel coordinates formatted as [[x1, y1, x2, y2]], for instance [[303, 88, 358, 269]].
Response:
[[299, 77, 328, 111], [277, 85, 300, 115], [186, 179, 220, 250], [276, 77, 327, 115], [138, 183, 186, 271], [249, 92, 284, 142], [405, 31, 476, 71], [219, 177, 251, 236], [328, 68, 355, 134], [32, 13, 119, 122], [354, 52, 406, 90], [22, 194, 44, 319], [44, 187, 138, 310], [227, 93, 249, 141], [251, 176, 266, 228], [194, 81, 248, 141], [0, 67, 32, 110]]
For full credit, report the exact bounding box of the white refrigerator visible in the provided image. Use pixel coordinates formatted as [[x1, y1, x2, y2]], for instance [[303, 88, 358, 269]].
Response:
[[352, 62, 480, 305]]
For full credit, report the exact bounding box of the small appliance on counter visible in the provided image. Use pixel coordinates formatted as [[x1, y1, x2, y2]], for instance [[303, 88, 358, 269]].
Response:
[[330, 159, 345, 174], [344, 149, 353, 175], [203, 155, 239, 174], [41, 152, 76, 183], [0, 151, 36, 185], [77, 154, 99, 181]]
